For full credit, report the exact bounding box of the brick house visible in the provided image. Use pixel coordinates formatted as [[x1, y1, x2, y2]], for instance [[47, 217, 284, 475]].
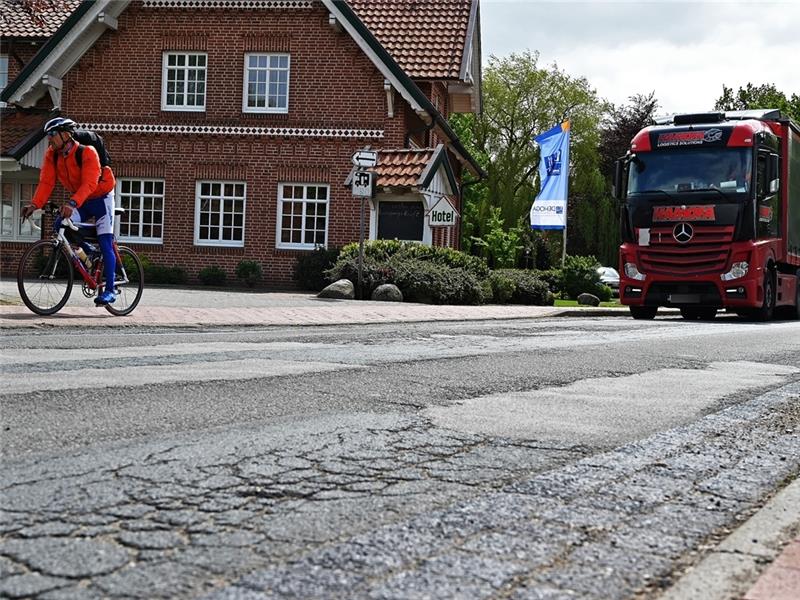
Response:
[[1, 0, 483, 287]]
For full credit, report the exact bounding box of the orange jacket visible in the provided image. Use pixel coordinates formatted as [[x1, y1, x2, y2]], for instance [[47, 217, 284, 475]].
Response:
[[31, 142, 116, 209]]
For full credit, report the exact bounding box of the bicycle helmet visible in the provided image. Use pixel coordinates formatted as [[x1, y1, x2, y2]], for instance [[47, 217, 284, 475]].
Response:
[[43, 117, 77, 135]]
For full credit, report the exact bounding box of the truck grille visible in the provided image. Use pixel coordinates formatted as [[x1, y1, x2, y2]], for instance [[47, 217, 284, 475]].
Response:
[[640, 225, 734, 275]]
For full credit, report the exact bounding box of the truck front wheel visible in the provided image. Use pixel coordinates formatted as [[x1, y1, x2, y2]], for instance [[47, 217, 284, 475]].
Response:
[[630, 306, 658, 320], [742, 271, 775, 322]]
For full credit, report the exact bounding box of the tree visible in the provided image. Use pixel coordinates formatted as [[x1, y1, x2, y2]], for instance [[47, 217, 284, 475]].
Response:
[[452, 51, 607, 261], [714, 83, 800, 122], [598, 92, 658, 181], [574, 93, 659, 266]]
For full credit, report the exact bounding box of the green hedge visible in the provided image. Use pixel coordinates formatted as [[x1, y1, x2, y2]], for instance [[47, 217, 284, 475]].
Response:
[[559, 255, 611, 301], [337, 240, 490, 279], [325, 243, 554, 306], [294, 246, 341, 291], [236, 260, 262, 287], [492, 269, 554, 305], [198, 265, 226, 286], [138, 255, 187, 285], [391, 259, 483, 305]]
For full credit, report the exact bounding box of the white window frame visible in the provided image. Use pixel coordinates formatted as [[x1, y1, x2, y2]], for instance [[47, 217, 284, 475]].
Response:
[[161, 52, 207, 112], [0, 55, 8, 108], [1, 181, 40, 242], [194, 180, 247, 248], [115, 178, 165, 244], [242, 53, 290, 114], [276, 183, 329, 250]]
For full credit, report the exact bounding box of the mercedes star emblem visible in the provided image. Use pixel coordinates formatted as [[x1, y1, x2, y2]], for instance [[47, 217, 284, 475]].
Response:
[[673, 222, 694, 244]]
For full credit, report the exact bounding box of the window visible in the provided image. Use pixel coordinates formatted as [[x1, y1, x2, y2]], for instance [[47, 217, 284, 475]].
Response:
[[117, 178, 165, 243], [243, 53, 289, 113], [277, 184, 328, 249], [162, 52, 207, 111], [1, 182, 40, 242], [0, 55, 8, 107], [195, 181, 246, 247], [377, 201, 424, 241]]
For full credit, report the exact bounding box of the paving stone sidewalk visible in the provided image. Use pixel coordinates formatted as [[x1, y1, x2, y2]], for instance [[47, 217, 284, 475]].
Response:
[[0, 284, 630, 328]]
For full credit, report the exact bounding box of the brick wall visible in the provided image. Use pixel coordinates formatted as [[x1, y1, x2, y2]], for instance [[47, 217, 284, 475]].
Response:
[[2, 2, 468, 287]]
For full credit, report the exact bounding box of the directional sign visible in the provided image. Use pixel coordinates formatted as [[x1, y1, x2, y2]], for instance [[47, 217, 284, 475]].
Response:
[[352, 170, 374, 198], [352, 150, 378, 168], [428, 196, 459, 227]]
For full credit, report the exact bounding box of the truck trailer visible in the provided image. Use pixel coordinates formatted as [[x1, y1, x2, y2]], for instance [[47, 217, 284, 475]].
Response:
[[613, 109, 800, 320]]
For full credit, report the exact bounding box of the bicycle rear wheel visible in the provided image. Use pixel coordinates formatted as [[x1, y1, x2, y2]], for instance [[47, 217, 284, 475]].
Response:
[[17, 240, 74, 315], [103, 246, 144, 316]]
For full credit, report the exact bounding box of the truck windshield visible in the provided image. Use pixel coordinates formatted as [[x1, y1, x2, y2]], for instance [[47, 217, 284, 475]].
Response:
[[627, 147, 752, 199]]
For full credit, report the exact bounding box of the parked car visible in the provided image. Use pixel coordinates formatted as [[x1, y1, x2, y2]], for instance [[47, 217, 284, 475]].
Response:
[[597, 266, 620, 296]]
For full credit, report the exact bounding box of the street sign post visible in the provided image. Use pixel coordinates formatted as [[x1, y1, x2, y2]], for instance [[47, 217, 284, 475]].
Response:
[[350, 151, 377, 299], [351, 150, 378, 168], [351, 170, 373, 198]]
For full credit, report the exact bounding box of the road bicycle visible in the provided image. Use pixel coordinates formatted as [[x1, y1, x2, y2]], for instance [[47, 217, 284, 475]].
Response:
[[17, 202, 144, 316]]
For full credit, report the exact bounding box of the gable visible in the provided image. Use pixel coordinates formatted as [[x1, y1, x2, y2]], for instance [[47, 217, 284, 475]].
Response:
[[348, 0, 473, 80], [1, 0, 484, 176]]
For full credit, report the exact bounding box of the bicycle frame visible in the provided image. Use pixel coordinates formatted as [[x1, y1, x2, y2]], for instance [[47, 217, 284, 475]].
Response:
[[32, 207, 131, 293]]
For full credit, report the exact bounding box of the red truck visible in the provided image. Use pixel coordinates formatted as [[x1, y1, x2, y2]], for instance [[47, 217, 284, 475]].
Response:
[[613, 109, 800, 320]]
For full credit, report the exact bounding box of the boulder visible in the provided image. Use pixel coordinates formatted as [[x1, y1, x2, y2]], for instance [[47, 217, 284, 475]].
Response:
[[577, 293, 600, 307], [318, 279, 355, 299], [371, 283, 403, 302]]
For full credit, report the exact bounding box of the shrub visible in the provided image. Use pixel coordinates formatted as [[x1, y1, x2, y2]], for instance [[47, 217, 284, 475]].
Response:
[[325, 251, 485, 305], [338, 240, 489, 279], [534, 268, 563, 295], [488, 271, 515, 304], [391, 259, 483, 305], [595, 284, 613, 302], [137, 255, 187, 284], [560, 255, 603, 300], [198, 265, 227, 286], [479, 279, 495, 305], [236, 260, 262, 287], [494, 269, 554, 305], [294, 246, 341, 291], [324, 254, 396, 296]]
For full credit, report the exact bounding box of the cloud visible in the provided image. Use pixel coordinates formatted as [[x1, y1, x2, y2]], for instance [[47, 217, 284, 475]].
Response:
[[482, 1, 800, 113]]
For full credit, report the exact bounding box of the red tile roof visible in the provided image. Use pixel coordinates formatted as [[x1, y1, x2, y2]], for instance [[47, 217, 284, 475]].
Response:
[[0, 0, 79, 38], [349, 0, 472, 80], [374, 148, 435, 187], [0, 109, 48, 155]]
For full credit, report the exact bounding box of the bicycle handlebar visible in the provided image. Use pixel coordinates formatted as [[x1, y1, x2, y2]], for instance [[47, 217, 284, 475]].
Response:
[[21, 203, 78, 232]]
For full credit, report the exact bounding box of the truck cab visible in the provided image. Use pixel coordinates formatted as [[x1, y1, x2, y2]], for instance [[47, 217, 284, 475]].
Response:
[[613, 110, 800, 321]]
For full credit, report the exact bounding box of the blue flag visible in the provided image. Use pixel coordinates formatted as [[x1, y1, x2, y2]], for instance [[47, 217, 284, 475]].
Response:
[[530, 121, 570, 230]]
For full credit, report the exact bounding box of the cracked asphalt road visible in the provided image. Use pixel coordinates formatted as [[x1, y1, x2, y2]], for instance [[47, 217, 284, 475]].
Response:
[[1, 316, 799, 599]]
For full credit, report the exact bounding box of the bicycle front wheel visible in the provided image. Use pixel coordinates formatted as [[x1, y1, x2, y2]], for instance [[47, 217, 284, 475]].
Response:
[[17, 240, 74, 315], [104, 246, 144, 316]]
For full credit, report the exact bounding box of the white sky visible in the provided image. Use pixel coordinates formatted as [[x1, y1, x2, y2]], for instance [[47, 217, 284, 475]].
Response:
[[481, 0, 800, 116]]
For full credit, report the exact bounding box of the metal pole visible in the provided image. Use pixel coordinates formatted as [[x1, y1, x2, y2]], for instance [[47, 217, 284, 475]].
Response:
[[358, 192, 365, 300], [562, 212, 567, 269]]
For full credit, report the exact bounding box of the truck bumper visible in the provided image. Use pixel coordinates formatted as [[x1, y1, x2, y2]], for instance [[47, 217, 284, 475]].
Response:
[[620, 271, 762, 308]]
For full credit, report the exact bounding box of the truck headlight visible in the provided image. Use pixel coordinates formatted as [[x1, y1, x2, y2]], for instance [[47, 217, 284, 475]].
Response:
[[721, 262, 749, 281], [624, 262, 646, 281]]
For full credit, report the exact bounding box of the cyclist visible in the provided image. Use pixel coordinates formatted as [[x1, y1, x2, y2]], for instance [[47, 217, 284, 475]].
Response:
[[21, 117, 118, 305]]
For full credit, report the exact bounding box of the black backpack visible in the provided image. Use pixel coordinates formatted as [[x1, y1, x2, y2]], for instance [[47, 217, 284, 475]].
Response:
[[54, 129, 112, 168]]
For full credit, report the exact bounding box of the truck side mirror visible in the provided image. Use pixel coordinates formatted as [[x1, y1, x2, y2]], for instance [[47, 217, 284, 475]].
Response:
[[612, 159, 624, 200], [768, 153, 780, 194]]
